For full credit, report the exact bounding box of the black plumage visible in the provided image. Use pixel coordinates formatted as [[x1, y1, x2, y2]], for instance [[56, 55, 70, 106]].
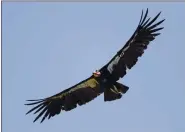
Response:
[[25, 8, 165, 123]]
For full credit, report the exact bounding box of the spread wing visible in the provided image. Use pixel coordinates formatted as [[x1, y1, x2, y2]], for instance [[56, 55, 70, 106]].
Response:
[[100, 8, 165, 81], [25, 76, 101, 123]]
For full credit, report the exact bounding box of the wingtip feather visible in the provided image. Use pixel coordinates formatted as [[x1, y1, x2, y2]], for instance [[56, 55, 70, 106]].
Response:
[[140, 8, 149, 26]]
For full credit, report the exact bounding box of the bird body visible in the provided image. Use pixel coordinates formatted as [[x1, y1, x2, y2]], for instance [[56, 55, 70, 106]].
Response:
[[25, 8, 165, 123]]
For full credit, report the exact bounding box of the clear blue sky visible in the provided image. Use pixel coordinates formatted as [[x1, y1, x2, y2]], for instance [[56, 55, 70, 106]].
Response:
[[2, 2, 185, 132]]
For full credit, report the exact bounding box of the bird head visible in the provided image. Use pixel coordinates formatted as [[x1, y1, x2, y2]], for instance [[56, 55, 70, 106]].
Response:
[[93, 70, 101, 77]]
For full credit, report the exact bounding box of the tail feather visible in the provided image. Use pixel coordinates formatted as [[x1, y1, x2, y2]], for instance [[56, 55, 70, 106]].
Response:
[[104, 82, 129, 101]]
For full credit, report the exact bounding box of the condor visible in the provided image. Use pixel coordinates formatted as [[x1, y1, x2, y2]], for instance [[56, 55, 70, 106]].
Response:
[[25, 8, 165, 123]]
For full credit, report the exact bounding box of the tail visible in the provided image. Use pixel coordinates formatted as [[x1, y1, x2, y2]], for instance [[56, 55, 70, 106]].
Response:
[[104, 82, 129, 102]]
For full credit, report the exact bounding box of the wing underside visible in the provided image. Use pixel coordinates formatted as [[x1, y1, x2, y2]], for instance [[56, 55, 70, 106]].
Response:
[[101, 8, 165, 81], [25, 77, 101, 123]]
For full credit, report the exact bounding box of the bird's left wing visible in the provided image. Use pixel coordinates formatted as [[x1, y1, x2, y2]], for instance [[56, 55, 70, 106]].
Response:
[[25, 76, 101, 123], [100, 8, 165, 82]]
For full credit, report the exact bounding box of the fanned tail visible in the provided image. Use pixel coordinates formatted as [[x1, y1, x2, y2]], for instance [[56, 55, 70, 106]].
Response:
[[104, 82, 129, 101]]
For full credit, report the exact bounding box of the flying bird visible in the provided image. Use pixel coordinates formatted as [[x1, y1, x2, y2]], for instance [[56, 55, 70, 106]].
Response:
[[25, 8, 165, 123]]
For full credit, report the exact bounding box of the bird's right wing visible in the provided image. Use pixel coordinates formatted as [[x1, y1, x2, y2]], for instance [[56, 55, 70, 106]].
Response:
[[25, 76, 101, 123]]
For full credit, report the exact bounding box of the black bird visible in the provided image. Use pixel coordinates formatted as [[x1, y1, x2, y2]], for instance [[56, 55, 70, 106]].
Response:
[[25, 8, 165, 123]]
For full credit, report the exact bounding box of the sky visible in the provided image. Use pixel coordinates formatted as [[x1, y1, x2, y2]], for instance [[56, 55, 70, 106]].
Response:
[[2, 2, 185, 132]]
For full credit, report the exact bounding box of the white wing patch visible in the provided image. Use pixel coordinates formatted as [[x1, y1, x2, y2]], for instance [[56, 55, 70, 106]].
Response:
[[107, 44, 130, 74], [107, 56, 121, 73]]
